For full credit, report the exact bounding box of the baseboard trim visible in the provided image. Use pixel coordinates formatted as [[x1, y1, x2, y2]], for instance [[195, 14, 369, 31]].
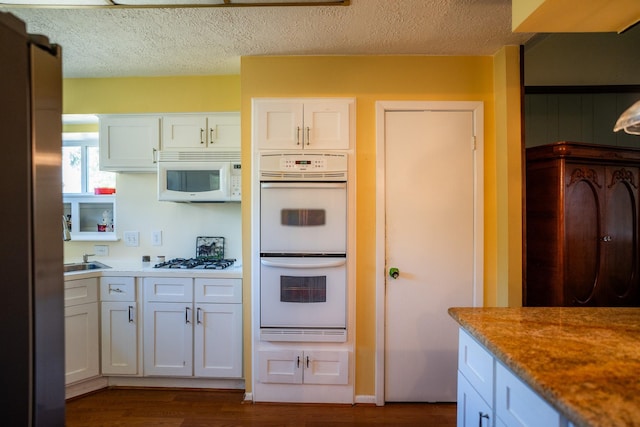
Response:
[[354, 395, 378, 405]]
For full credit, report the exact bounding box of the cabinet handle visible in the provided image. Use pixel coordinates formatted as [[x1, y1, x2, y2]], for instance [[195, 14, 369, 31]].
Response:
[[128, 305, 134, 323], [296, 356, 300, 368], [306, 355, 310, 368], [185, 307, 191, 324], [209, 127, 215, 143], [306, 126, 311, 145], [200, 128, 205, 144], [601, 235, 613, 242], [111, 287, 124, 293], [296, 126, 301, 145], [196, 307, 202, 324], [478, 412, 489, 427], [152, 148, 157, 164]]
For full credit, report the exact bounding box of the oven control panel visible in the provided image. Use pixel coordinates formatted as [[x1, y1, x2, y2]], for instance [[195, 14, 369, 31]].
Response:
[[259, 151, 348, 181], [280, 157, 327, 170]]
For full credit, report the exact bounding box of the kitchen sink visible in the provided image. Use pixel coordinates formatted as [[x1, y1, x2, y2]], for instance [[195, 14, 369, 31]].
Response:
[[63, 261, 111, 273]]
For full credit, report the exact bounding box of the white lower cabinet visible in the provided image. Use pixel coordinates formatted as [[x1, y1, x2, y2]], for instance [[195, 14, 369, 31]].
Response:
[[64, 277, 100, 385], [457, 329, 493, 427], [258, 350, 348, 385], [458, 373, 492, 427], [495, 362, 561, 427], [457, 328, 568, 427], [100, 277, 138, 375], [143, 277, 242, 378]]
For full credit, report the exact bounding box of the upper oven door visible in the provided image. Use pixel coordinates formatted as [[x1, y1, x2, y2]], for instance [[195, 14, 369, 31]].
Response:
[[260, 182, 347, 254]]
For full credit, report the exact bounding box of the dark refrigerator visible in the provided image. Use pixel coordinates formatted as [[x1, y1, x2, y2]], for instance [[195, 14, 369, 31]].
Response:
[[0, 12, 65, 426]]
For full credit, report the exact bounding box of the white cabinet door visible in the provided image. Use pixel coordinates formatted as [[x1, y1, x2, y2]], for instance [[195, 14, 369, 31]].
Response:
[[65, 302, 100, 384], [254, 101, 304, 149], [162, 113, 240, 150], [258, 350, 304, 384], [101, 301, 138, 375], [143, 301, 193, 376], [206, 113, 240, 149], [162, 115, 207, 150], [99, 115, 160, 172], [457, 372, 492, 427], [258, 350, 348, 385], [254, 99, 352, 150], [301, 350, 348, 385], [193, 303, 242, 378], [303, 101, 351, 150]]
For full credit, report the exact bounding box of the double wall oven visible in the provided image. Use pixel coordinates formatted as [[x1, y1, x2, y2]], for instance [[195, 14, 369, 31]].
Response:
[[259, 151, 348, 342]]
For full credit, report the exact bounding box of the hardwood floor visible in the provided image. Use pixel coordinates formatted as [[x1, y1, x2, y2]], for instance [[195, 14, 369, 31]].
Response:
[[65, 388, 457, 427]]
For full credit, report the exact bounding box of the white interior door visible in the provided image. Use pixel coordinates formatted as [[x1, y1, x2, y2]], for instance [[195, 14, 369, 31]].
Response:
[[383, 107, 480, 402]]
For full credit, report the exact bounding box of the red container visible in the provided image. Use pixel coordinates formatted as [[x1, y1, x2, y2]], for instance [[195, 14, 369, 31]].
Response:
[[97, 224, 107, 232], [94, 187, 116, 195]]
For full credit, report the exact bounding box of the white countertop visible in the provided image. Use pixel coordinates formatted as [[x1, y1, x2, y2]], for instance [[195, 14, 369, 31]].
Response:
[[63, 258, 243, 280]]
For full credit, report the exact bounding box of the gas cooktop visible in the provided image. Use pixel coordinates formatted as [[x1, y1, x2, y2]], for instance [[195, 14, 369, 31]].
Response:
[[153, 258, 236, 270]]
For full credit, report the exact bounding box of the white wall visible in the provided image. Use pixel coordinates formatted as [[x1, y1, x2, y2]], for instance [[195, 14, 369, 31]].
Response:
[[63, 173, 242, 264]]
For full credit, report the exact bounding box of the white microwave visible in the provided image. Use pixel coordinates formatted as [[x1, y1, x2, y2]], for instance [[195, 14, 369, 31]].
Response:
[[157, 151, 241, 202]]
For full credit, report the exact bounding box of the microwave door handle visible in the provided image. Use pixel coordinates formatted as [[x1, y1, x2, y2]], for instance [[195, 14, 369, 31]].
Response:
[[260, 258, 346, 269]]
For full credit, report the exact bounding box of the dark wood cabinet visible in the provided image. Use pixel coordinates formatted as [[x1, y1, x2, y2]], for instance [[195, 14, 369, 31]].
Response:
[[525, 142, 640, 307]]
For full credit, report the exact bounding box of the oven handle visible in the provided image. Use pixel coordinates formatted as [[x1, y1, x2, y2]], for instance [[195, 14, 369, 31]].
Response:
[[260, 182, 346, 190], [260, 258, 346, 269]]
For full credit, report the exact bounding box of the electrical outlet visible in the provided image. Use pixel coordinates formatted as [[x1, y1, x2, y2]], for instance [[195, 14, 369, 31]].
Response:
[[123, 231, 139, 247], [152, 230, 162, 246], [94, 245, 109, 256]]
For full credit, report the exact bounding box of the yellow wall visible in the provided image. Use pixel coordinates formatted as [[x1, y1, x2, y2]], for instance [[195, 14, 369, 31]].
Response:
[[62, 55, 523, 399], [63, 75, 240, 113], [240, 53, 523, 397], [493, 47, 524, 307]]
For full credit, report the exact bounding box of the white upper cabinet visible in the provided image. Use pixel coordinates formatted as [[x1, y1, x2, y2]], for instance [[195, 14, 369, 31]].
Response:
[[162, 112, 240, 151], [99, 115, 161, 172], [253, 98, 354, 150]]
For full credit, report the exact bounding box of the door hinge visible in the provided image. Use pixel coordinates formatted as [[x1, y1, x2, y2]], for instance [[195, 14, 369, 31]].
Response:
[[471, 136, 477, 151]]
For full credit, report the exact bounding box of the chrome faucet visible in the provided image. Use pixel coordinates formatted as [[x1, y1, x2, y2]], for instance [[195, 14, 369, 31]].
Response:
[[82, 253, 95, 263], [62, 215, 71, 241]]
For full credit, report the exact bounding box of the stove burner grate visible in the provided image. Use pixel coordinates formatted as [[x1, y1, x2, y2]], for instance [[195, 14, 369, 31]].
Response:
[[153, 258, 236, 270]]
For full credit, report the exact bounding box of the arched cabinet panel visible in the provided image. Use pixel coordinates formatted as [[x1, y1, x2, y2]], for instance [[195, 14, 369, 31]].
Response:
[[603, 168, 639, 303], [565, 173, 601, 305], [526, 142, 640, 307]]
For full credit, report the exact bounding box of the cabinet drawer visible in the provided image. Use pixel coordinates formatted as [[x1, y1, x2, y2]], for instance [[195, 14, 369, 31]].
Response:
[[101, 277, 136, 301], [458, 329, 494, 407], [143, 277, 193, 302], [64, 277, 99, 307], [496, 362, 560, 427], [195, 278, 242, 303]]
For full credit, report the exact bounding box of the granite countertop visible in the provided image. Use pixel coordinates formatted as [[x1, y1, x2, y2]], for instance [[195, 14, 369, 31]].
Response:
[[448, 307, 640, 427]]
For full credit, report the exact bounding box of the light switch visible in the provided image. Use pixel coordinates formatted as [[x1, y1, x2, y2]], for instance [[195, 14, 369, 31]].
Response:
[[152, 230, 162, 246], [123, 231, 139, 247]]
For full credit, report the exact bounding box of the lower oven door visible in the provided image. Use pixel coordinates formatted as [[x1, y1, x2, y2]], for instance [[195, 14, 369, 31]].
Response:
[[260, 257, 346, 328]]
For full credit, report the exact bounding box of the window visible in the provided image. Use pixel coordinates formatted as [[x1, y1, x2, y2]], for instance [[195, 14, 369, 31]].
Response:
[[62, 132, 116, 194], [62, 115, 115, 194]]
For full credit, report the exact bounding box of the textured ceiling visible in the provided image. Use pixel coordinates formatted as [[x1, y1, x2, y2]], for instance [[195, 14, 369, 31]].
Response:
[[0, 0, 534, 78]]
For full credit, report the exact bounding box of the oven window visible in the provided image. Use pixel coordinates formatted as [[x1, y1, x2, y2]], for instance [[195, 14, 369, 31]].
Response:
[[281, 276, 327, 303], [167, 170, 221, 193], [281, 209, 326, 226]]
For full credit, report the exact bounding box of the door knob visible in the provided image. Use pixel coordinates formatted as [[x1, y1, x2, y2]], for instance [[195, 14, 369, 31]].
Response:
[[389, 267, 400, 279]]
